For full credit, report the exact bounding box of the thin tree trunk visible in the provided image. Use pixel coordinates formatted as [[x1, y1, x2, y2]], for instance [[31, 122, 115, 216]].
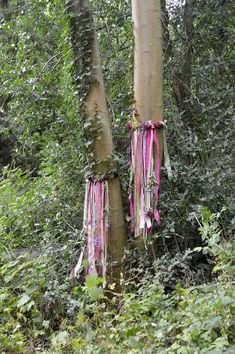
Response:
[[174, 0, 194, 124], [0, 0, 8, 9], [66, 0, 127, 286], [162, 0, 195, 126], [0, 0, 13, 167], [131, 0, 164, 249]]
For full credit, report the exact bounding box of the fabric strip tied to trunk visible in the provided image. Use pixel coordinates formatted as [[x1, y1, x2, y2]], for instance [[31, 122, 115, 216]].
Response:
[[78, 176, 110, 287], [127, 120, 163, 241]]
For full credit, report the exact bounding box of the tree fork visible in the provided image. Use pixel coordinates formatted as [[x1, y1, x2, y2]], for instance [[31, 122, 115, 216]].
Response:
[[66, 0, 127, 287]]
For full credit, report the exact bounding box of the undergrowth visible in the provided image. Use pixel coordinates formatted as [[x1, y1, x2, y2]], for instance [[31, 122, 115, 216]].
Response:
[[0, 184, 234, 353]]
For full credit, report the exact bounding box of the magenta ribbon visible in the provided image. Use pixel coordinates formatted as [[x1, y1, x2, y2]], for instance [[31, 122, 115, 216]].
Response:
[[84, 177, 109, 284], [128, 121, 162, 239], [153, 128, 160, 225]]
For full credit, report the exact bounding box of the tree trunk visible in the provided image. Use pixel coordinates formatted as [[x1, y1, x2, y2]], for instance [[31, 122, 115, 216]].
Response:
[[0, 0, 13, 167], [174, 0, 194, 124], [0, 0, 8, 9], [66, 0, 127, 286], [132, 0, 164, 156], [162, 0, 195, 126], [131, 0, 164, 249]]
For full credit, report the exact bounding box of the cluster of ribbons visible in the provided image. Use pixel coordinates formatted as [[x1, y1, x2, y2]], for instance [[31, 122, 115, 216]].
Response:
[[127, 120, 164, 241], [71, 176, 109, 285], [85, 176, 109, 283]]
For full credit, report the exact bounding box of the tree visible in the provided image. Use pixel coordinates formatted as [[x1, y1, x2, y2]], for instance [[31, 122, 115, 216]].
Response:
[[0, 0, 13, 167], [162, 0, 195, 126], [132, 0, 164, 127], [130, 0, 164, 246], [0, 0, 8, 10], [66, 0, 127, 285]]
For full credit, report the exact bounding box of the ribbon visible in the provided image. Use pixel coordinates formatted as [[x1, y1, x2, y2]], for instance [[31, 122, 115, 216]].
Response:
[[86, 177, 109, 285], [127, 120, 163, 240], [71, 176, 109, 287]]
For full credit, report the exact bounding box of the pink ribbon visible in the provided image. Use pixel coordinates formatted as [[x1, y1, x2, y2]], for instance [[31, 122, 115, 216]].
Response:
[[84, 177, 109, 284], [128, 121, 162, 239]]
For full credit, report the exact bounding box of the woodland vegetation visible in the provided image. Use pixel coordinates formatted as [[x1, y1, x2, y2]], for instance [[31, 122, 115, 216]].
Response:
[[0, 0, 234, 353]]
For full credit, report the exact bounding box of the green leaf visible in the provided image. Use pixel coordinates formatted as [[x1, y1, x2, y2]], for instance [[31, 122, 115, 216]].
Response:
[[85, 274, 104, 290], [51, 331, 69, 346], [17, 294, 31, 307]]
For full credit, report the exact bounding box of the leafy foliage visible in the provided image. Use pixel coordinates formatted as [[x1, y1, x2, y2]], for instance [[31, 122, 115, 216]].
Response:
[[0, 0, 234, 352]]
